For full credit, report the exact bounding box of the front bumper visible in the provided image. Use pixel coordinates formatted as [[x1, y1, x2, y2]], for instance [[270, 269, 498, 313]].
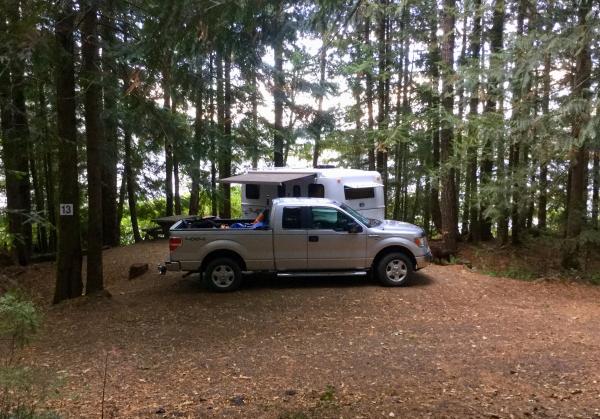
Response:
[[415, 250, 433, 270]]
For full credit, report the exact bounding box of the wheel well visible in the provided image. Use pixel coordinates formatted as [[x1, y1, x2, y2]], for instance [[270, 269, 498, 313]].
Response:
[[201, 250, 247, 273], [372, 246, 416, 270]]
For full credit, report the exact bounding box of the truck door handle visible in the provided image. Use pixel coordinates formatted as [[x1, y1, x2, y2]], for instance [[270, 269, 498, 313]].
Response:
[[308, 235, 319, 242]]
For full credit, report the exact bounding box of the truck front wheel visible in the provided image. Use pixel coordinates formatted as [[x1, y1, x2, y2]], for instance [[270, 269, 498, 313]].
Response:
[[376, 252, 413, 286], [205, 257, 242, 292]]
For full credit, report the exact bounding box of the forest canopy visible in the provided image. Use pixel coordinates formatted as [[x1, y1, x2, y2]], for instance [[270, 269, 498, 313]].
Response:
[[0, 0, 599, 303]]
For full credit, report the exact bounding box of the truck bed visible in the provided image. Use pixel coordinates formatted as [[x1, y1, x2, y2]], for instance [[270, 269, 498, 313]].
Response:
[[172, 217, 263, 230]]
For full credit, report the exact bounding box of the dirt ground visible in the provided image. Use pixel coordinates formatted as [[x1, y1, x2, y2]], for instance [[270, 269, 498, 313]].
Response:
[[8, 240, 600, 418]]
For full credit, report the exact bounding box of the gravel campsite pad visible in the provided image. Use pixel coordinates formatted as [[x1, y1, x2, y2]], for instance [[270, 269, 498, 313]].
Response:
[[12, 240, 600, 418]]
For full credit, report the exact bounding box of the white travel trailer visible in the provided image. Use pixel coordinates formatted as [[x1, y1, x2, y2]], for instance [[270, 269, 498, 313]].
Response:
[[220, 167, 385, 219]]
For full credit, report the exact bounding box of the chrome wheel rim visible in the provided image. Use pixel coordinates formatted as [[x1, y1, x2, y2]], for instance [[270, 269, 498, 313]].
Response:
[[385, 259, 408, 282], [211, 264, 235, 288]]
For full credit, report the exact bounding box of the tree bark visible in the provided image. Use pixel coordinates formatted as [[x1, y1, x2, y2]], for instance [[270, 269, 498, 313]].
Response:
[[32, 84, 48, 252], [82, 0, 105, 294], [376, 0, 389, 209], [312, 44, 327, 168], [439, 0, 458, 252], [100, 0, 119, 246], [0, 5, 32, 265], [172, 98, 182, 215], [481, 0, 505, 241], [54, 0, 83, 303], [209, 54, 217, 216], [467, 0, 482, 242], [364, 18, 375, 170], [592, 152, 599, 229], [563, 0, 592, 268], [163, 70, 174, 216], [124, 126, 141, 243], [428, 7, 443, 233], [221, 50, 232, 217], [273, 2, 285, 167], [538, 52, 551, 229], [189, 69, 203, 216]]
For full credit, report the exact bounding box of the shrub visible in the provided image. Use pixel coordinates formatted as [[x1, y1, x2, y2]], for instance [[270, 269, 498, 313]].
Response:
[[0, 292, 60, 419]]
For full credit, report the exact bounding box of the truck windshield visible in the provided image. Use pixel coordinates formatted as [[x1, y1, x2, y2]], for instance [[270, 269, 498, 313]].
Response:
[[339, 203, 380, 227]]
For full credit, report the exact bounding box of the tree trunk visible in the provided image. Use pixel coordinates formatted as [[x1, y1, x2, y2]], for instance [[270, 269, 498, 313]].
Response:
[[592, 152, 599, 229], [124, 126, 141, 243], [208, 54, 217, 216], [312, 44, 327, 168], [221, 50, 232, 217], [538, 53, 551, 229], [172, 98, 182, 215], [439, 0, 458, 252], [251, 64, 259, 168], [481, 0, 505, 241], [163, 71, 174, 216], [0, 5, 32, 265], [54, 0, 83, 303], [100, 0, 119, 246], [273, 3, 285, 167], [376, 1, 389, 208], [82, 0, 105, 294], [189, 71, 203, 216], [428, 8, 443, 233], [467, 0, 482, 242], [364, 18, 375, 170], [32, 84, 48, 252], [563, 0, 592, 268]]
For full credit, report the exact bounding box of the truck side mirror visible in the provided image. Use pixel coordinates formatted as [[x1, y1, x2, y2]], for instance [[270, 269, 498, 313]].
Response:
[[347, 222, 363, 234]]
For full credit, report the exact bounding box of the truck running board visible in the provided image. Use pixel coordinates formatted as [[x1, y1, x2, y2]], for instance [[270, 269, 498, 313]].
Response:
[[277, 271, 368, 278]]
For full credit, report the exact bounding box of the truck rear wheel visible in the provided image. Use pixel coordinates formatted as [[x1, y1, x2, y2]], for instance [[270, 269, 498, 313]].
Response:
[[376, 252, 413, 286], [205, 257, 242, 292]]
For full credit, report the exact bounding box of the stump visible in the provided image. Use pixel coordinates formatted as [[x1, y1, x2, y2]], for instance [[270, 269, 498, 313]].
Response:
[[429, 241, 454, 263], [128, 263, 149, 280]]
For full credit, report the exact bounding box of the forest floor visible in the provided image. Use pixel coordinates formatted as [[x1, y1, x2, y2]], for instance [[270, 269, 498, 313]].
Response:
[[3, 239, 600, 418]]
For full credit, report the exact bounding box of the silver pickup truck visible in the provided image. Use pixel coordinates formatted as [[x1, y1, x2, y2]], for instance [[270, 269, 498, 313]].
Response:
[[160, 198, 432, 291]]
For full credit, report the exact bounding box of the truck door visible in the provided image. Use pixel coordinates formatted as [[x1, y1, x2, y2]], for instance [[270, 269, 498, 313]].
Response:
[[273, 206, 307, 270], [306, 206, 367, 270]]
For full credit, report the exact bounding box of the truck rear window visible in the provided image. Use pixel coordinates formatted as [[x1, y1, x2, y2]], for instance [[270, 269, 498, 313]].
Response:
[[282, 207, 302, 229], [246, 184, 260, 199], [344, 186, 375, 200]]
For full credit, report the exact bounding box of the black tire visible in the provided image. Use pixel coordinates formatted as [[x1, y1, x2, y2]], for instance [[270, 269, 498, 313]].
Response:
[[204, 257, 242, 292], [376, 252, 413, 286]]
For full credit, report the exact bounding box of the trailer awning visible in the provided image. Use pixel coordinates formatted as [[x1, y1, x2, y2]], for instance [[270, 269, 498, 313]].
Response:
[[344, 181, 383, 188], [219, 172, 316, 185]]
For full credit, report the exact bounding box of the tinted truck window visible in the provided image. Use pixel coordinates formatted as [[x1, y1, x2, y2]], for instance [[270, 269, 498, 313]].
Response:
[[282, 207, 302, 229]]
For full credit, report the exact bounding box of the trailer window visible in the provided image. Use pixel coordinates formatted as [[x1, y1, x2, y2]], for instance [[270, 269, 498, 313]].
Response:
[[308, 183, 325, 198], [277, 184, 286, 197], [293, 185, 301, 197], [282, 207, 302, 229], [344, 186, 375, 200], [246, 184, 260, 199]]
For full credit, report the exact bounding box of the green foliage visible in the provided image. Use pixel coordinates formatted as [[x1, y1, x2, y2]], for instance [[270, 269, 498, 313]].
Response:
[[319, 384, 336, 402], [0, 292, 60, 419], [0, 292, 40, 348]]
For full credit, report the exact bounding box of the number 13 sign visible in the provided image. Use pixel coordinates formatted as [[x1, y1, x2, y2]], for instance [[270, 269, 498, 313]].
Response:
[[60, 204, 73, 216]]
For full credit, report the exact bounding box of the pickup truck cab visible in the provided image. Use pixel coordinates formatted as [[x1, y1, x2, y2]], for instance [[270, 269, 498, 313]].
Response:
[[160, 198, 432, 292]]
